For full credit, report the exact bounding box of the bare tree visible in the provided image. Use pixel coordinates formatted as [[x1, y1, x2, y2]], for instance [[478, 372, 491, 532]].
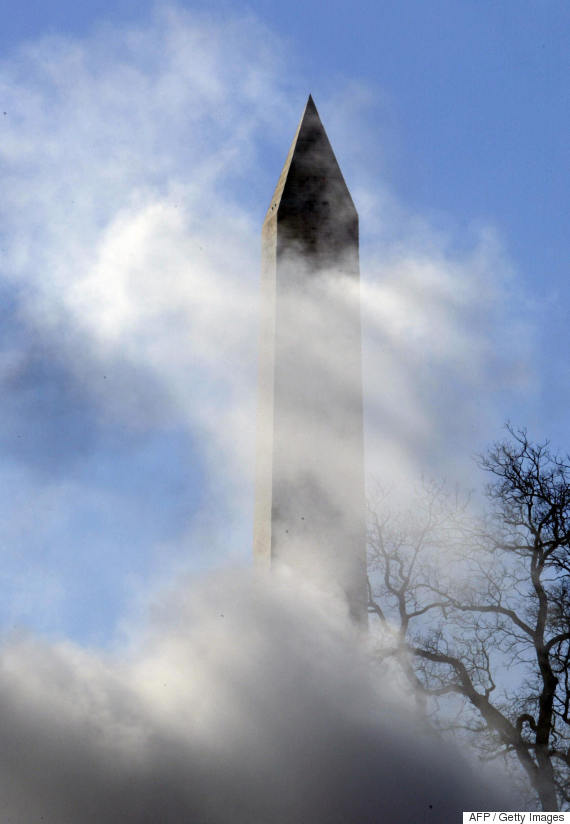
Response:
[[367, 426, 570, 811]]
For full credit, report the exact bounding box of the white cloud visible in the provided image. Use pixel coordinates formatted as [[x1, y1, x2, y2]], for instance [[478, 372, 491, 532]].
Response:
[[361, 223, 536, 491]]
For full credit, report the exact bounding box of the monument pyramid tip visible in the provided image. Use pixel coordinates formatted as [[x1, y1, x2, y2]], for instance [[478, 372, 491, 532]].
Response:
[[263, 93, 355, 222], [305, 93, 318, 113]]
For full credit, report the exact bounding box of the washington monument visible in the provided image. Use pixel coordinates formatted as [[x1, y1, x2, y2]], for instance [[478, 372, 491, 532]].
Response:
[[254, 95, 367, 624]]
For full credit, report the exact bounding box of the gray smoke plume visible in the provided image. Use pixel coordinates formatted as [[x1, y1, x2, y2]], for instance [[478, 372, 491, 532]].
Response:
[[0, 569, 516, 822]]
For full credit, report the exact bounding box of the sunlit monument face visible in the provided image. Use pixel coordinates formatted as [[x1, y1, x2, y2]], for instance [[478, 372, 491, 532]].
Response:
[[255, 95, 367, 624]]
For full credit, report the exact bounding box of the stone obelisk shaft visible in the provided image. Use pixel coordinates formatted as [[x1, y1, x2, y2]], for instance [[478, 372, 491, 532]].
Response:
[[254, 96, 367, 624]]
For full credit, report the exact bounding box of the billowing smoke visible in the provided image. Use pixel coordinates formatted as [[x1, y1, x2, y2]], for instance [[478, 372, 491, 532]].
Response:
[[0, 569, 515, 822], [0, 4, 533, 817]]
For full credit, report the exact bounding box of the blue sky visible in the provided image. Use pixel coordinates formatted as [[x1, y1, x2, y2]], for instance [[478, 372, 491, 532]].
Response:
[[0, 0, 568, 647]]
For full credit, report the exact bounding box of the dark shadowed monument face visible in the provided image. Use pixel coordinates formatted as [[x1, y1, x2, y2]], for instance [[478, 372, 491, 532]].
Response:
[[255, 96, 367, 624]]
